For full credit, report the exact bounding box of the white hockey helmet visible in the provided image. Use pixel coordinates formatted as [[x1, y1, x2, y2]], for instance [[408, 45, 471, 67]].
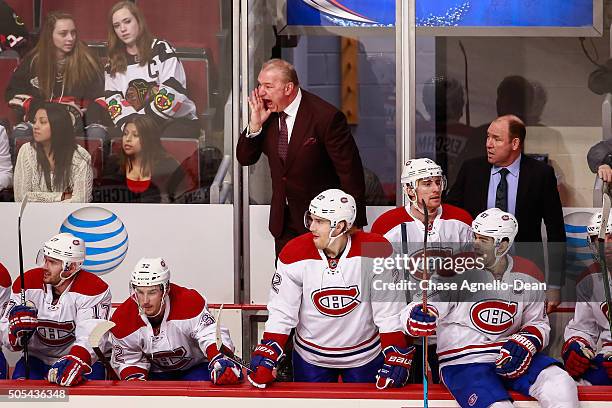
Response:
[[587, 212, 612, 237], [305, 189, 356, 230], [472, 208, 518, 259], [130, 257, 171, 289], [37, 232, 86, 273], [401, 158, 445, 187]]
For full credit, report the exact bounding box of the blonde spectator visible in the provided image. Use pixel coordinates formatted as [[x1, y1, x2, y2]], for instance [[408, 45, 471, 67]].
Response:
[[14, 103, 93, 202]]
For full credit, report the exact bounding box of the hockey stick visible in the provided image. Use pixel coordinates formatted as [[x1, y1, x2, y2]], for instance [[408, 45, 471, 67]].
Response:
[[421, 199, 429, 408], [88, 320, 118, 380], [17, 196, 30, 379], [214, 304, 252, 373], [598, 183, 612, 336]]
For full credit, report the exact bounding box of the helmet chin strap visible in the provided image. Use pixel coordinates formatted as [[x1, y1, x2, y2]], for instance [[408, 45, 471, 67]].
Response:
[[53, 262, 79, 287], [131, 284, 169, 319]]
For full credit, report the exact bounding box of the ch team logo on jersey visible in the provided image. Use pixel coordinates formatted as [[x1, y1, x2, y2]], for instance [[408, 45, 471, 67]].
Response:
[[149, 346, 191, 370], [36, 320, 76, 347], [311, 285, 361, 317], [470, 300, 518, 334]]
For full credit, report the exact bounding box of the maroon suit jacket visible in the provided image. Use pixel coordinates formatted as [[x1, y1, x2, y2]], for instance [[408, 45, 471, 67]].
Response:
[[237, 90, 367, 238]]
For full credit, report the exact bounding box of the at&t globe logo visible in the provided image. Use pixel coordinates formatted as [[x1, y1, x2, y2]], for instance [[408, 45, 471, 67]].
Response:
[[59, 207, 129, 274]]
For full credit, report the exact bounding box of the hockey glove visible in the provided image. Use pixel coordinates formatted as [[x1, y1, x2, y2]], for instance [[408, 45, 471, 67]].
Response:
[[406, 304, 438, 337], [8, 304, 38, 350], [495, 331, 542, 379], [209, 354, 244, 385], [602, 353, 612, 379], [48, 355, 92, 387], [561, 337, 595, 378], [247, 340, 284, 388], [375, 345, 415, 389]]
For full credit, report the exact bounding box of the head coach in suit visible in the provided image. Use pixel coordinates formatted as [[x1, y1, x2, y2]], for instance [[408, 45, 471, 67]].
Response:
[[446, 114, 566, 311], [237, 59, 366, 256]]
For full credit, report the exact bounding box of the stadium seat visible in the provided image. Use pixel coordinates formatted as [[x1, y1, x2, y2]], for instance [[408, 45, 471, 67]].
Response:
[[135, 0, 221, 63], [14, 136, 104, 180], [40, 0, 118, 43], [0, 55, 19, 123], [182, 58, 210, 115], [110, 137, 199, 192], [6, 0, 34, 31]]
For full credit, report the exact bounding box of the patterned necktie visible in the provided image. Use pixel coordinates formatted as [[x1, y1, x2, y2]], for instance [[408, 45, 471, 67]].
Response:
[[278, 111, 289, 161], [495, 168, 510, 212]]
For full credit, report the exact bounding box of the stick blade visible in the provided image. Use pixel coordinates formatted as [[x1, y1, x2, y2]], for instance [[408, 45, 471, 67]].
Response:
[[88, 320, 116, 349], [601, 188, 611, 241], [18, 196, 28, 219]]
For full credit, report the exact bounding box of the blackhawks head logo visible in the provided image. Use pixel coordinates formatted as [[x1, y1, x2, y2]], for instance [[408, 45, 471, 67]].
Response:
[[154, 89, 175, 111], [108, 99, 122, 119]]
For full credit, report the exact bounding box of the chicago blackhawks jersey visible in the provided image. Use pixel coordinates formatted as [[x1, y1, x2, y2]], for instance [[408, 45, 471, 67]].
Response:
[[401, 256, 549, 368], [564, 263, 612, 354], [104, 38, 196, 129], [110, 284, 233, 380], [264, 231, 406, 369], [0, 268, 112, 366]]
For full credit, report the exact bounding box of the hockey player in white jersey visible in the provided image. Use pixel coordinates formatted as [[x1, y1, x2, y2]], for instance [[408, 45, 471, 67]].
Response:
[[371, 158, 473, 244], [562, 211, 612, 385], [371, 158, 473, 382], [0, 232, 112, 386], [248, 189, 410, 389], [110, 257, 242, 384], [402, 208, 579, 408], [0, 263, 11, 379]]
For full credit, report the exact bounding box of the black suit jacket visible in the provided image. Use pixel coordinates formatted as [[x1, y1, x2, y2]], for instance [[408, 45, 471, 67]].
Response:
[[446, 155, 566, 285], [236, 90, 366, 238]]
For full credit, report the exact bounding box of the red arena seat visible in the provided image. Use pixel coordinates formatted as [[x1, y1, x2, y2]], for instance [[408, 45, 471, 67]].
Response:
[[40, 0, 118, 43], [182, 58, 210, 115], [136, 0, 221, 63]]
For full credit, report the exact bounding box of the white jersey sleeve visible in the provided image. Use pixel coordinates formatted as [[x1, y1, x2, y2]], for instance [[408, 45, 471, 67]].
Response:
[[264, 259, 303, 336]]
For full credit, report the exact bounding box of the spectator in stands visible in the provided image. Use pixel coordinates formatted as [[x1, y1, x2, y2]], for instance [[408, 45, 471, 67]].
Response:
[[13, 103, 93, 202], [6, 11, 107, 139], [94, 114, 187, 203], [587, 140, 612, 183], [0, 123, 12, 192], [0, 0, 30, 56], [104, 1, 199, 139]]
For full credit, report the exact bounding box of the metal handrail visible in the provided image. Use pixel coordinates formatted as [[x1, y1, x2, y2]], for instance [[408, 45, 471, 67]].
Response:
[[210, 154, 232, 203]]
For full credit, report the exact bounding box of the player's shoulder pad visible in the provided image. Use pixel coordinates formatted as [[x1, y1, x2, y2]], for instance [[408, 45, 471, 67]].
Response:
[[370, 207, 412, 236], [111, 299, 145, 339], [278, 233, 319, 265], [152, 38, 177, 62], [347, 231, 393, 258], [11, 268, 43, 293], [167, 283, 206, 321], [0, 263, 11, 289], [577, 262, 600, 285], [440, 204, 473, 225], [510, 256, 545, 283], [69, 271, 109, 296]]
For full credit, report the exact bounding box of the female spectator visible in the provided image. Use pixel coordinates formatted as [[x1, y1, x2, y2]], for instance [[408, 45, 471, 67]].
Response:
[[6, 11, 107, 139], [14, 103, 93, 202], [104, 1, 199, 139], [95, 114, 187, 203]]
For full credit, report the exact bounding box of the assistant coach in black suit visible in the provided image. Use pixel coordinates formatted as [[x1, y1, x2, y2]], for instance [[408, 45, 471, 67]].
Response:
[[237, 59, 366, 256], [446, 114, 566, 311]]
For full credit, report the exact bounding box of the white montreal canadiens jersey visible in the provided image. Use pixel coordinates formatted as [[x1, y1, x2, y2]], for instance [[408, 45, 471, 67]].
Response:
[[104, 38, 196, 128], [110, 284, 233, 380], [401, 256, 550, 368], [564, 263, 612, 354], [266, 231, 405, 369], [0, 268, 112, 365]]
